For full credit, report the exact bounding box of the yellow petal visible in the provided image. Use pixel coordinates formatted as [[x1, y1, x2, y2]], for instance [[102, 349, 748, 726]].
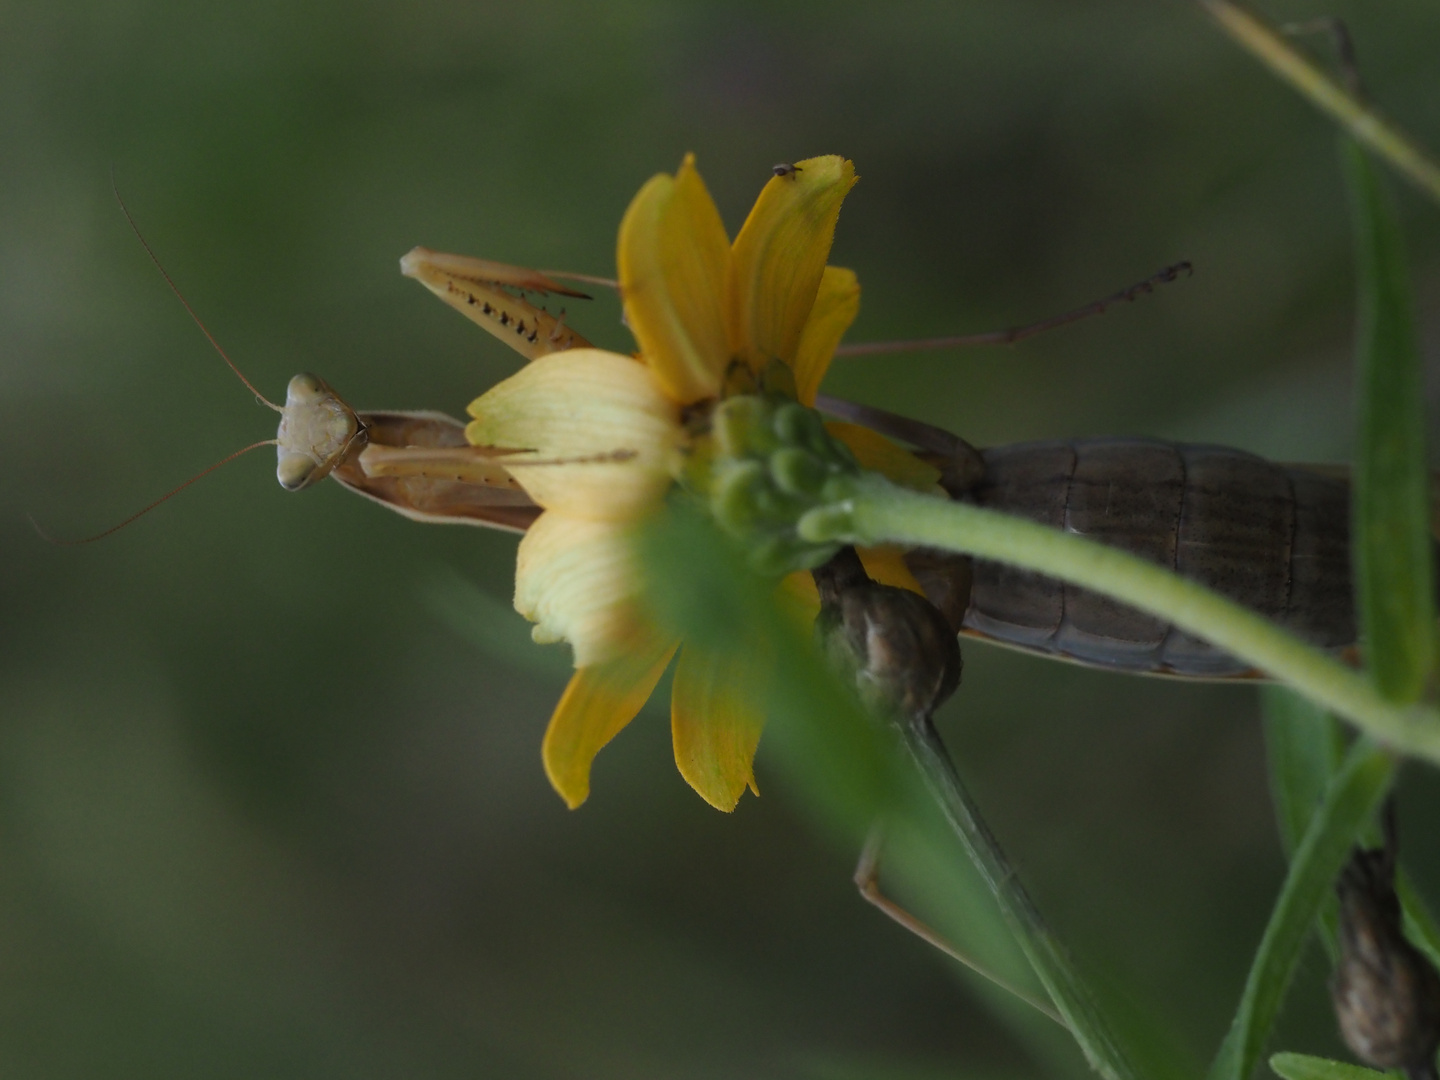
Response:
[[827, 422, 942, 492], [782, 550, 922, 616], [780, 569, 821, 621], [543, 641, 678, 809], [617, 154, 732, 404], [671, 644, 766, 811], [729, 155, 858, 372], [792, 265, 859, 405], [466, 349, 682, 520], [857, 545, 926, 595], [514, 512, 650, 668]]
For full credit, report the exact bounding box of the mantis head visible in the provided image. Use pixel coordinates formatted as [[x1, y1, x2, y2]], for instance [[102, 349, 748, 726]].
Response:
[[275, 373, 367, 491]]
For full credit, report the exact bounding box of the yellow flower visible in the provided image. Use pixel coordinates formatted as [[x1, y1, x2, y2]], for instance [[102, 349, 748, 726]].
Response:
[[465, 155, 935, 811]]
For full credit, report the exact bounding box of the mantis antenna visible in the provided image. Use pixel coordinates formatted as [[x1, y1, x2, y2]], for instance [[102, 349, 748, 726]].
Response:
[[833, 261, 1194, 357], [527, 259, 1193, 356], [111, 172, 282, 412], [34, 182, 291, 543], [30, 439, 279, 545]]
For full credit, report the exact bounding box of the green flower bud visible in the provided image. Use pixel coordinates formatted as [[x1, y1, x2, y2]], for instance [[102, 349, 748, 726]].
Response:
[[770, 446, 830, 497], [695, 392, 863, 576], [711, 459, 771, 533]]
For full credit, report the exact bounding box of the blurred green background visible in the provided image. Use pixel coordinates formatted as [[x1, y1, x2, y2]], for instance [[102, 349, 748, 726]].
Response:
[[3, 1, 1440, 1077]]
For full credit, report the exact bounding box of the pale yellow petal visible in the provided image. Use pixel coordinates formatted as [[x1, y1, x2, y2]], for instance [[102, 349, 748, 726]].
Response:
[[827, 422, 943, 492], [543, 641, 678, 809], [617, 154, 732, 404], [514, 511, 651, 668], [729, 155, 858, 372], [466, 349, 682, 520], [792, 265, 859, 405], [671, 644, 767, 811]]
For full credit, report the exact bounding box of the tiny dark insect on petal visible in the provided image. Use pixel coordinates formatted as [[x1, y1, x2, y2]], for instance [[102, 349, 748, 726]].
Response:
[[772, 163, 802, 179]]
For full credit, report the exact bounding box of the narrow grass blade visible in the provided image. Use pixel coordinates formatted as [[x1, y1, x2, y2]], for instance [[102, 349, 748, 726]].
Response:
[[1261, 686, 1347, 956], [1343, 140, 1439, 703], [1260, 692, 1440, 973], [1269, 1052, 1388, 1080], [1255, 705, 1440, 971], [1195, 0, 1440, 207], [1261, 686, 1346, 859], [1208, 741, 1396, 1080]]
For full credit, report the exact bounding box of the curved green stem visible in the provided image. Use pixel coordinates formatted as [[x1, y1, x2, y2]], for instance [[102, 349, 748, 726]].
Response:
[[1196, 0, 1440, 207], [800, 478, 1440, 764]]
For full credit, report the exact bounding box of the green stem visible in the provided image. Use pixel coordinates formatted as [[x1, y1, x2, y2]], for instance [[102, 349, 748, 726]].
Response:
[[1195, 0, 1440, 207], [902, 719, 1141, 1080], [800, 479, 1440, 763]]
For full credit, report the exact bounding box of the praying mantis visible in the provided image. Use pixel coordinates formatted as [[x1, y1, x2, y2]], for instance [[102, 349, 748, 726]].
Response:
[[65, 184, 1424, 1029], [89, 189, 1379, 682]]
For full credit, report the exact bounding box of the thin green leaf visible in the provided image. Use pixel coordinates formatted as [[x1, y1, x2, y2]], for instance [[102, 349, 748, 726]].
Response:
[[638, 505, 903, 840], [1269, 1052, 1388, 1080], [1261, 686, 1346, 859], [418, 566, 570, 677], [1344, 139, 1439, 702], [1208, 741, 1396, 1080]]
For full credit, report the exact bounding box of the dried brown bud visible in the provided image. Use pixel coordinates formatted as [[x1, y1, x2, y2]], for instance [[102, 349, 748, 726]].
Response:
[[813, 547, 962, 725], [1331, 807, 1440, 1080]]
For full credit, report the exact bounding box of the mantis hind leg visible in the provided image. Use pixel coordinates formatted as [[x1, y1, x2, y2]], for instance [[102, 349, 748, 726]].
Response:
[[853, 821, 1066, 1027]]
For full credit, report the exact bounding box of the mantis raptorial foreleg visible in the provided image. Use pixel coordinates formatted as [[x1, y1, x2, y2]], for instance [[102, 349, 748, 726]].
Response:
[[269, 248, 604, 525], [273, 376, 542, 530], [88, 187, 1193, 539], [399, 247, 595, 360]]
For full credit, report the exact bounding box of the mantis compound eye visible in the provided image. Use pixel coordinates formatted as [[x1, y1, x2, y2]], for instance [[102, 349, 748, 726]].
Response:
[[285, 372, 328, 402], [276, 451, 321, 491]]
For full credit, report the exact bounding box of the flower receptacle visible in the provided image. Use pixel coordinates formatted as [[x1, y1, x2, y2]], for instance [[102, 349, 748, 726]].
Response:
[[698, 391, 864, 576]]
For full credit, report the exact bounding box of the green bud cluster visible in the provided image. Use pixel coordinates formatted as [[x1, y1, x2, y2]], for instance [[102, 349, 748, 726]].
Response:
[[697, 392, 862, 576]]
